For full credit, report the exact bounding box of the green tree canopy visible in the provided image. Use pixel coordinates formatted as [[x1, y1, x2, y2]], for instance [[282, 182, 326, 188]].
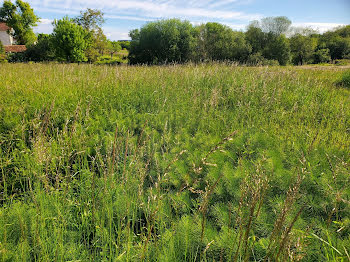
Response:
[[0, 0, 39, 45], [263, 34, 290, 65], [107, 40, 121, 58], [73, 8, 107, 61], [245, 24, 267, 54], [52, 17, 91, 62], [25, 33, 55, 61], [197, 22, 251, 62], [73, 8, 105, 32], [252, 16, 292, 35], [129, 19, 197, 64], [290, 33, 317, 65], [118, 41, 130, 50]]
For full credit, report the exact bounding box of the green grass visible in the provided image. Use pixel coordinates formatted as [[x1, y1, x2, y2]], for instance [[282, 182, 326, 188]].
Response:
[[0, 63, 349, 261]]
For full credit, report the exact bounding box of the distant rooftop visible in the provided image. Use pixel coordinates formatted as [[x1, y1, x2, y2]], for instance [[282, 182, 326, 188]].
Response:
[[0, 22, 10, 31], [4, 45, 26, 53]]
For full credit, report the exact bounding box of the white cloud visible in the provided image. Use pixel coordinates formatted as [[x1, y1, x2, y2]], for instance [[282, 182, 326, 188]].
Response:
[[39, 18, 53, 24], [208, 0, 239, 9], [224, 22, 247, 30], [104, 14, 152, 22], [104, 29, 130, 40], [34, 18, 54, 34], [293, 22, 345, 33], [27, 0, 261, 21]]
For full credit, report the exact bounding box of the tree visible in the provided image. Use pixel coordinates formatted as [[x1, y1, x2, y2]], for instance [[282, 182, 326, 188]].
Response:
[[245, 17, 292, 65], [263, 34, 290, 65], [327, 36, 350, 60], [73, 8, 107, 61], [313, 48, 331, 64], [107, 40, 121, 58], [199, 22, 232, 61], [245, 23, 266, 53], [52, 17, 91, 62], [290, 34, 316, 65], [129, 19, 197, 64], [196, 22, 251, 62], [0, 0, 39, 45], [119, 41, 130, 51], [332, 25, 350, 38], [25, 33, 55, 61], [259, 16, 291, 35], [73, 8, 105, 31]]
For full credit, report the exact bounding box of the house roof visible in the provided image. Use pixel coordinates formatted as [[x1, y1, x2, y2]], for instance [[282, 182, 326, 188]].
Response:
[[0, 22, 10, 31], [4, 45, 27, 53]]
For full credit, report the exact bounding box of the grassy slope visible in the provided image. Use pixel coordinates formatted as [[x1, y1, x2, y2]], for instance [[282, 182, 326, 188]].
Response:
[[0, 64, 349, 261]]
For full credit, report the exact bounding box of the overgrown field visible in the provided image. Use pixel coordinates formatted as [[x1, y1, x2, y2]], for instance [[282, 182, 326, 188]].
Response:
[[0, 64, 349, 261]]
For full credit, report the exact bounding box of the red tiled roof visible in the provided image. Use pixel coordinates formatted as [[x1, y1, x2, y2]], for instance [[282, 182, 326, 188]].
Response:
[[0, 22, 10, 31], [4, 45, 27, 53]]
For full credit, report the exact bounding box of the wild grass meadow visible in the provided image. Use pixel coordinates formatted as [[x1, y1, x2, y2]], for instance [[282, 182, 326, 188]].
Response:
[[0, 63, 349, 261]]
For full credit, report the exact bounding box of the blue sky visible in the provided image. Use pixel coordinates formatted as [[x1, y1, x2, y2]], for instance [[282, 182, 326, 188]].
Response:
[[3, 0, 350, 40]]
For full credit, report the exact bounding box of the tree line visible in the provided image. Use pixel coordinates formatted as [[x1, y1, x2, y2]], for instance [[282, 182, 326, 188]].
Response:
[[129, 17, 350, 65], [1, 0, 349, 65]]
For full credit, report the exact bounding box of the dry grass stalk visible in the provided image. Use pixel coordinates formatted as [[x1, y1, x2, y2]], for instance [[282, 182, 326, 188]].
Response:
[[233, 160, 269, 261], [264, 173, 304, 261]]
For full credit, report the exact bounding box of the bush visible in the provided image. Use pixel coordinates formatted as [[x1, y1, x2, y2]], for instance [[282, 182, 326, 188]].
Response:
[[0, 42, 7, 63], [313, 48, 331, 64], [6, 52, 27, 62], [0, 54, 7, 63], [247, 52, 279, 66], [337, 70, 350, 88], [94, 55, 125, 65], [25, 34, 55, 61], [334, 59, 350, 66], [247, 52, 266, 66], [128, 19, 197, 64]]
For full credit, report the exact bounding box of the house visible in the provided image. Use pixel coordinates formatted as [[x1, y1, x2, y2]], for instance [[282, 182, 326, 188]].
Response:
[[0, 22, 26, 53]]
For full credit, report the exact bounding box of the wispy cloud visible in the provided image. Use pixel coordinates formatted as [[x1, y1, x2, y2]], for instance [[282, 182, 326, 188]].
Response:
[[28, 0, 261, 21], [34, 18, 53, 34], [104, 26, 130, 40], [27, 0, 261, 40], [293, 22, 345, 33]]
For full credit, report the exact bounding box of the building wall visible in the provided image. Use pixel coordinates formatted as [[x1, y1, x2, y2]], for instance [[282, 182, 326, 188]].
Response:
[[0, 31, 13, 45]]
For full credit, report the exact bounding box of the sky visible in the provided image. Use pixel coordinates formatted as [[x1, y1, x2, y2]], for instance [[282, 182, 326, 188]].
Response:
[[3, 0, 350, 40]]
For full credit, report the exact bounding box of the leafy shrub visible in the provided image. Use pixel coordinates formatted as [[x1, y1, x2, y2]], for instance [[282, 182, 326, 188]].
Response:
[[337, 70, 350, 88], [313, 48, 331, 64], [6, 52, 27, 62], [0, 41, 7, 63], [247, 52, 280, 66], [334, 59, 350, 66], [25, 33, 55, 61], [94, 55, 125, 65]]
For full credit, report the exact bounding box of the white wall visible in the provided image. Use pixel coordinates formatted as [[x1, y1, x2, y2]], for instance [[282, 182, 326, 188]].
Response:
[[0, 31, 13, 45]]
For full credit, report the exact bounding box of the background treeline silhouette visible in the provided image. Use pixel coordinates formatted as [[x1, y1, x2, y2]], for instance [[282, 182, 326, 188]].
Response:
[[128, 17, 350, 65]]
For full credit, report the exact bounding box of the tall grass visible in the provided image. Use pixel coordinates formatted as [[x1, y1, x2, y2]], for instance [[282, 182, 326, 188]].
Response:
[[0, 63, 349, 261]]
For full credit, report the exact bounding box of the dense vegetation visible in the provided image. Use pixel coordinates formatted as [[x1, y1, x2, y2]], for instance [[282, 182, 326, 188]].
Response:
[[1, 1, 349, 65], [129, 18, 350, 65], [0, 64, 349, 261]]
